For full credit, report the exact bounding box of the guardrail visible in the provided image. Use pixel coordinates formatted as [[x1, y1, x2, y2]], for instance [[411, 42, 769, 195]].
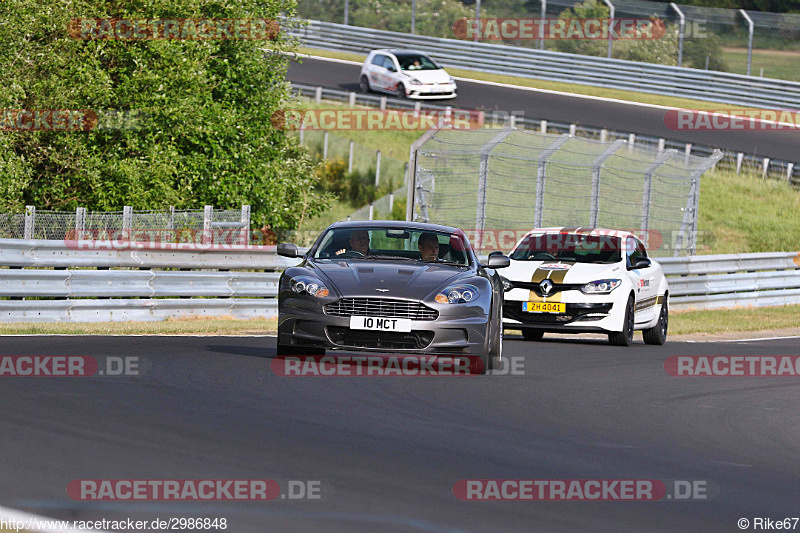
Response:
[[289, 20, 800, 110], [0, 239, 797, 320], [290, 83, 799, 185], [660, 252, 800, 310]]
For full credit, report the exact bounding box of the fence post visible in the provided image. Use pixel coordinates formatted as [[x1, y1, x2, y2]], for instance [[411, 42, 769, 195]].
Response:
[[539, 0, 546, 50], [509, 114, 516, 128], [602, 0, 614, 58], [569, 124, 576, 136], [299, 121, 305, 144], [344, 0, 349, 25], [540, 120, 547, 134], [168, 206, 175, 231], [24, 205, 35, 239], [627, 133, 635, 150], [762, 157, 770, 179], [203, 205, 213, 245], [240, 205, 251, 245], [122, 206, 133, 231], [590, 140, 625, 227], [389, 193, 394, 215], [414, 101, 421, 117], [315, 86, 322, 104], [380, 96, 387, 110], [600, 129, 608, 143], [684, 143, 692, 164], [323, 131, 329, 159], [403, 162, 409, 185], [740, 10, 754, 76], [788, 163, 794, 182], [348, 141, 354, 173], [476, 128, 515, 250], [671, 3, 685, 67], [535, 135, 570, 228], [411, 0, 416, 34], [736, 152, 744, 174], [474, 0, 481, 42], [75, 207, 86, 239], [641, 150, 675, 246], [657, 138, 665, 153], [368, 203, 374, 220], [349, 92, 356, 108], [375, 150, 381, 186]]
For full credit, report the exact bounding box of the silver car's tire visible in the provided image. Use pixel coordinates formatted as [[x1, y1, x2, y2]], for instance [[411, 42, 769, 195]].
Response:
[[359, 75, 371, 93]]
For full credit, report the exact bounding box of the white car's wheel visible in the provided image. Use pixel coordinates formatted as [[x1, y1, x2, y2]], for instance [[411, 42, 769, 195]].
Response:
[[359, 75, 371, 93], [643, 298, 668, 345], [608, 295, 635, 346]]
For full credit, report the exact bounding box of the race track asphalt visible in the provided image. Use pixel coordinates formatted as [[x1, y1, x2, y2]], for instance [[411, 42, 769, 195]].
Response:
[[1, 334, 797, 532], [287, 57, 800, 163]]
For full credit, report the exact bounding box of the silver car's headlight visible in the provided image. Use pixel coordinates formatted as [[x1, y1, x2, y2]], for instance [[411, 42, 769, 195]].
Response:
[[580, 279, 621, 294], [435, 284, 479, 304], [290, 276, 330, 298], [409, 78, 422, 85]]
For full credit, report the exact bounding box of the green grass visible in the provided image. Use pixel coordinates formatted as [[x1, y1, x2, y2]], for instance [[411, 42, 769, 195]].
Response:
[[722, 47, 800, 81], [698, 168, 800, 254], [297, 47, 778, 113], [0, 317, 278, 335], [670, 304, 800, 335]]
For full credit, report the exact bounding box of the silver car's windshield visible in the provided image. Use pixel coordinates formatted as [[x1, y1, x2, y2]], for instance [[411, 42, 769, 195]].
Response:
[[313, 227, 470, 266], [510, 233, 622, 264]]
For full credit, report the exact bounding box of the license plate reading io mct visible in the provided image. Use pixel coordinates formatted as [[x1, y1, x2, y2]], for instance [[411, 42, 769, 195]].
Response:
[[523, 302, 566, 313], [350, 316, 412, 332]]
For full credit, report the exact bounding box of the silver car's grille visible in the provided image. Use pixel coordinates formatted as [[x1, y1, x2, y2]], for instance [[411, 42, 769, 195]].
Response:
[[324, 298, 438, 321]]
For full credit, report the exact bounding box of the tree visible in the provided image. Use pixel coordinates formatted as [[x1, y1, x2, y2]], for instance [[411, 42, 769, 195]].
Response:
[[0, 0, 329, 231]]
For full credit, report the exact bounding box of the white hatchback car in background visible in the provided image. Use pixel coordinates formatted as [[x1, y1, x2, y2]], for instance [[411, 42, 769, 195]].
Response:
[[359, 49, 457, 99], [501, 228, 669, 346]]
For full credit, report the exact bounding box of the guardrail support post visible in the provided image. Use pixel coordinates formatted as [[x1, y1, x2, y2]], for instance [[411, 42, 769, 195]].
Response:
[[658, 138, 665, 153], [670, 3, 685, 67], [323, 131, 328, 159], [762, 157, 770, 179], [240, 205, 250, 245], [685, 143, 692, 164], [348, 141, 354, 172], [349, 92, 356, 108], [787, 163, 794, 182], [414, 101, 421, 117], [203, 205, 213, 245], [509, 115, 516, 128], [600, 129, 607, 143], [380, 97, 387, 110], [122, 206, 133, 231], [389, 193, 394, 214], [569, 124, 576, 136], [740, 10, 754, 76], [375, 150, 381, 186], [24, 205, 35, 240], [368, 203, 374, 220], [540, 120, 547, 133], [315, 86, 322, 104], [590, 140, 625, 227], [75, 207, 86, 239], [627, 133, 635, 150], [736, 152, 744, 174]]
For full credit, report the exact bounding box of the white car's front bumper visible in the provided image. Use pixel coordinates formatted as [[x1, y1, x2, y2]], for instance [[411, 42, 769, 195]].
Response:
[[405, 83, 457, 99], [502, 289, 627, 333]]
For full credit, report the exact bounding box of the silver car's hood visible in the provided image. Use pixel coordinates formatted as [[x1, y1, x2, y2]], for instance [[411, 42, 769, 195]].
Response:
[[310, 260, 466, 300]]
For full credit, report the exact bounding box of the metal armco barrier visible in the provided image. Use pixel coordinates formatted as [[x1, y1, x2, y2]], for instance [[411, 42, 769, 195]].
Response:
[[290, 20, 800, 110], [659, 252, 800, 310], [0, 239, 797, 320]]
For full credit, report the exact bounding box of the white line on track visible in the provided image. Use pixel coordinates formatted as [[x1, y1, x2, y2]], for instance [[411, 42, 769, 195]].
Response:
[[294, 52, 799, 128], [0, 504, 109, 533], [0, 334, 278, 337], [683, 335, 800, 343]]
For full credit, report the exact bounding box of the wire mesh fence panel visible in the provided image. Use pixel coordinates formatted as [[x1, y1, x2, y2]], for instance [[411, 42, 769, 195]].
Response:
[[33, 212, 78, 240], [411, 126, 720, 256], [0, 214, 25, 239]]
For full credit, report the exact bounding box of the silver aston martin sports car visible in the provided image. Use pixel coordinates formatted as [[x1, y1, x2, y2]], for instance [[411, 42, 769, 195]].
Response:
[[276, 221, 510, 373]]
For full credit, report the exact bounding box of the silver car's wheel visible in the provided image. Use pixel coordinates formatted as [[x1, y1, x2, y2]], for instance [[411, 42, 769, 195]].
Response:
[[359, 75, 371, 93]]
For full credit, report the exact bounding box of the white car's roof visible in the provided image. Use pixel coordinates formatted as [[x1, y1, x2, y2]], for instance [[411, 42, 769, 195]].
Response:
[[521, 227, 639, 240]]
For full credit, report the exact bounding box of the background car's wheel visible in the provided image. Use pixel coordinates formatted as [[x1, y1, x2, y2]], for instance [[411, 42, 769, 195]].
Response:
[[521, 329, 544, 341], [478, 318, 501, 375], [608, 295, 635, 346], [395, 83, 407, 99], [643, 298, 668, 345], [359, 75, 371, 93]]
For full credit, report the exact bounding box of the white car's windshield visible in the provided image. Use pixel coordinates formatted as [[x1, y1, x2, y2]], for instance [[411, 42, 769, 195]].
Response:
[[313, 227, 470, 266], [510, 233, 622, 264], [395, 53, 441, 71]]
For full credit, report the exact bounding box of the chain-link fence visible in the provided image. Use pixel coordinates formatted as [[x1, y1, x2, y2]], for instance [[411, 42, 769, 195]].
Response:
[[0, 206, 249, 243], [297, 0, 800, 80], [410, 126, 721, 257]]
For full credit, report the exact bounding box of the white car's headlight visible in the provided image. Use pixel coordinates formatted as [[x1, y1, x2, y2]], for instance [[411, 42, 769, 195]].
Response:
[[290, 276, 330, 298], [580, 279, 621, 294], [448, 76, 455, 84], [435, 284, 479, 304], [409, 78, 422, 85]]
